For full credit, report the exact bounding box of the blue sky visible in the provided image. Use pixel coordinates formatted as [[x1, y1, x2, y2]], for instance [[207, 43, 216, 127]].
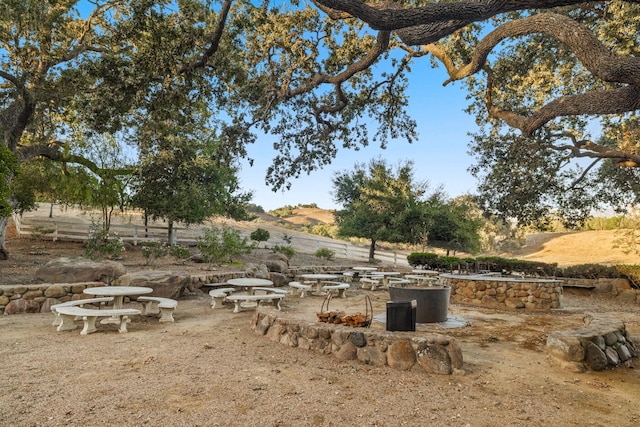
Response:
[[239, 62, 479, 211]]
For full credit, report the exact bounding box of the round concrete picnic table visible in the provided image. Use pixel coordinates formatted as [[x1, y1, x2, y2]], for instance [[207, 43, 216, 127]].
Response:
[[352, 266, 378, 272], [404, 275, 440, 285], [368, 271, 403, 286], [411, 269, 440, 276], [227, 278, 273, 294], [83, 286, 153, 323], [298, 273, 339, 295]]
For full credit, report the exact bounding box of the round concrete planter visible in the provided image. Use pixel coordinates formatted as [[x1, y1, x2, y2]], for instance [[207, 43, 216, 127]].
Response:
[[388, 285, 451, 323]]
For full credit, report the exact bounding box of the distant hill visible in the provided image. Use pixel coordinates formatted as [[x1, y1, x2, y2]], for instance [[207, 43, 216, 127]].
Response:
[[19, 204, 640, 266], [253, 207, 336, 228]]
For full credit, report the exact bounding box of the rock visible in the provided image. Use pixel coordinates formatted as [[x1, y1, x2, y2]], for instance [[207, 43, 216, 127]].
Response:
[[416, 343, 451, 375], [244, 263, 270, 279], [4, 299, 40, 315], [584, 341, 608, 371], [615, 343, 632, 362], [617, 290, 638, 304], [387, 340, 416, 370], [504, 297, 525, 309], [356, 345, 387, 366], [268, 272, 287, 287], [335, 341, 357, 361], [546, 332, 585, 362], [349, 331, 366, 347], [112, 270, 189, 299], [605, 347, 620, 365], [35, 257, 126, 284], [44, 285, 66, 298], [264, 255, 288, 273]]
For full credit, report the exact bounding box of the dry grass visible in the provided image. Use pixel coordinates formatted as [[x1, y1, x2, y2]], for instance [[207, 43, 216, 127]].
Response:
[[506, 230, 640, 266]]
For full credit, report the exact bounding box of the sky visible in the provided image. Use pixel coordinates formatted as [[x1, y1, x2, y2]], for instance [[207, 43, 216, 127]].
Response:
[[239, 62, 479, 211]]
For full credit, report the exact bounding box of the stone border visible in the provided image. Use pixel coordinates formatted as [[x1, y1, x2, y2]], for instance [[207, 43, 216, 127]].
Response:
[[546, 315, 639, 372], [250, 310, 464, 375], [440, 274, 563, 310]]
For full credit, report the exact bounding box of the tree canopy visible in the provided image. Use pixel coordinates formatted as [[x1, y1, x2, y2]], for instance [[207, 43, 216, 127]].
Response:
[[3, 0, 640, 258]]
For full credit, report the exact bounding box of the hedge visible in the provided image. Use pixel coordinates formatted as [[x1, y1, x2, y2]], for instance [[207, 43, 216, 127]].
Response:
[[407, 252, 639, 288]]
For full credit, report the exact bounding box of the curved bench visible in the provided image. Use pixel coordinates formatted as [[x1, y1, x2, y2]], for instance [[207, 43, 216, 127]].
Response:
[[50, 297, 114, 326], [359, 277, 383, 291], [252, 287, 288, 295], [225, 293, 285, 313], [288, 281, 312, 298], [321, 282, 350, 298], [55, 306, 141, 335], [208, 288, 237, 309], [137, 297, 178, 323]]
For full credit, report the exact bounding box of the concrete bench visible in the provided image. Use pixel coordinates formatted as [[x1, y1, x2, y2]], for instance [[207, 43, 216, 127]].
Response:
[[225, 293, 285, 313], [288, 281, 312, 298], [322, 282, 350, 298], [252, 287, 289, 295], [137, 297, 178, 323], [359, 277, 383, 291], [55, 306, 141, 335], [208, 288, 237, 309], [50, 297, 114, 326]]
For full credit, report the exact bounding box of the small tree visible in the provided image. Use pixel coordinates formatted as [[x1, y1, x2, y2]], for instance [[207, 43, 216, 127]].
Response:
[[250, 228, 270, 249], [196, 226, 252, 265]]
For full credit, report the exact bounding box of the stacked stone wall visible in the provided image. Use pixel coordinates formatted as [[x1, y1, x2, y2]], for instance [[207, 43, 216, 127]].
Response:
[[547, 316, 639, 372], [0, 282, 108, 315], [250, 310, 464, 375], [1, 267, 336, 314], [441, 275, 564, 310]]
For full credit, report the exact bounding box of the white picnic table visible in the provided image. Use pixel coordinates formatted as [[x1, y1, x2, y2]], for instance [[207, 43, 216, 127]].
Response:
[[227, 278, 273, 294], [298, 273, 339, 295], [83, 286, 153, 324]]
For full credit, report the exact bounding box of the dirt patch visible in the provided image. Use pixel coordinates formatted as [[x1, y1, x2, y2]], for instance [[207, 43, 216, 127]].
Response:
[[2, 229, 640, 425]]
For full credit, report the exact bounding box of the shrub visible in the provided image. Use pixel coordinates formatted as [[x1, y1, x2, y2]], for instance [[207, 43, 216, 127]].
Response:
[[615, 265, 640, 289], [407, 252, 439, 268], [250, 228, 270, 248], [84, 224, 125, 260], [141, 241, 168, 265], [170, 245, 191, 262], [315, 248, 335, 260], [272, 244, 295, 259], [197, 226, 252, 265]]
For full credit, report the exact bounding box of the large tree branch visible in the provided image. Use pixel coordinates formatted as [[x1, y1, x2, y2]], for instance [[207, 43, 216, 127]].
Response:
[[435, 13, 640, 86], [312, 0, 640, 44], [16, 143, 131, 176], [485, 74, 640, 136], [179, 0, 233, 74]]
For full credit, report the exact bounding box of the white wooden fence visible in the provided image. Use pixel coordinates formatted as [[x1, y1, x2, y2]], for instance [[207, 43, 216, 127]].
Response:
[[11, 214, 410, 267]]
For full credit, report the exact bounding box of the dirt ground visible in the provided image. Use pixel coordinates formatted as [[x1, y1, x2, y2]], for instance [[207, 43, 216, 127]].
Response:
[[2, 232, 640, 426]]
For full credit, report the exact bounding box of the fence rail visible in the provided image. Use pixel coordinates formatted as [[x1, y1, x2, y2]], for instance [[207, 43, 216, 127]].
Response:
[[12, 214, 410, 267]]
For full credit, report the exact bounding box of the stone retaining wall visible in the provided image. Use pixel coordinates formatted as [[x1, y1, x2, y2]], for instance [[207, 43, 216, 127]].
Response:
[[546, 316, 639, 372], [0, 267, 339, 314], [0, 282, 110, 315], [440, 274, 564, 310], [250, 310, 464, 375]]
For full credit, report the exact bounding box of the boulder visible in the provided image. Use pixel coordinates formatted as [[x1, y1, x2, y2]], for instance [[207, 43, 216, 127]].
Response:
[[35, 257, 126, 284], [4, 299, 40, 315], [112, 270, 190, 299]]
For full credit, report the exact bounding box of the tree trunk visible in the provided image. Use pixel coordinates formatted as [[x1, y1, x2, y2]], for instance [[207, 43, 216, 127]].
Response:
[[0, 216, 9, 260], [368, 239, 376, 261], [168, 219, 176, 246], [49, 203, 54, 218]]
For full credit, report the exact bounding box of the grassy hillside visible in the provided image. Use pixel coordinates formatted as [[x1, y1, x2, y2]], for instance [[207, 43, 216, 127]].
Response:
[[20, 204, 640, 266]]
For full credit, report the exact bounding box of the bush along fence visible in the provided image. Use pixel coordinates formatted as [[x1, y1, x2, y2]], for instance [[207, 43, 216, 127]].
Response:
[[11, 214, 410, 267], [407, 252, 640, 289]]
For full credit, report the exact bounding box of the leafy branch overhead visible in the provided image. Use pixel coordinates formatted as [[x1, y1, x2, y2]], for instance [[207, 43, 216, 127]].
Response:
[[2, 0, 640, 259]]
